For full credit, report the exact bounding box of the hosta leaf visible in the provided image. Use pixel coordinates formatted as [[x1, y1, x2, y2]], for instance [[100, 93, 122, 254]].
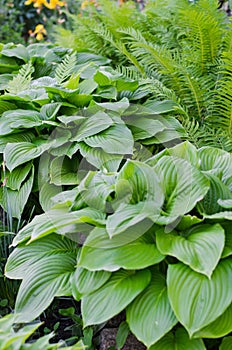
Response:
[[84, 124, 133, 155], [14, 254, 76, 322], [0, 132, 35, 153], [198, 147, 232, 180], [194, 302, 232, 338], [153, 156, 209, 223], [167, 259, 232, 337], [4, 141, 50, 171], [71, 268, 111, 299], [220, 336, 232, 350], [12, 207, 106, 246], [127, 270, 177, 347], [218, 199, 232, 208], [93, 98, 129, 114], [78, 78, 98, 94], [71, 111, 113, 141], [0, 100, 17, 114], [106, 202, 158, 237], [82, 269, 151, 327], [39, 182, 60, 211], [76, 171, 115, 212], [149, 327, 206, 350], [40, 102, 62, 120], [1, 44, 30, 62], [0, 166, 34, 219], [5, 233, 78, 279], [143, 100, 179, 114], [156, 224, 225, 277], [79, 227, 164, 271], [0, 109, 41, 135], [198, 173, 232, 215], [50, 156, 80, 186], [125, 116, 166, 140], [79, 142, 122, 172], [5, 162, 32, 190], [116, 160, 164, 206], [168, 141, 199, 168]]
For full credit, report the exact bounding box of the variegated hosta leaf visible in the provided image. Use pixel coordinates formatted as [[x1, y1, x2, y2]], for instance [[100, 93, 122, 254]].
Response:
[[149, 327, 206, 350], [127, 270, 177, 347], [156, 224, 225, 277], [167, 259, 232, 337], [82, 269, 151, 327], [79, 227, 164, 271], [153, 156, 209, 223], [12, 207, 106, 246], [193, 302, 232, 339]]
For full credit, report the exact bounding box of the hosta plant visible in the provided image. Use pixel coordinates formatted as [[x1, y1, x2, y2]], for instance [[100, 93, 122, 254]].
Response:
[[5, 141, 232, 349]]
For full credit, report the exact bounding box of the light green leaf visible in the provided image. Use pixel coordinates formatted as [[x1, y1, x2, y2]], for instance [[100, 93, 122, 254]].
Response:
[[168, 141, 199, 168], [153, 156, 209, 223], [116, 322, 130, 350], [167, 259, 232, 337], [71, 111, 113, 141], [84, 124, 133, 155], [78, 78, 98, 94], [0, 109, 41, 135], [5, 233, 78, 280], [40, 102, 62, 120], [82, 269, 151, 327], [0, 132, 35, 153], [143, 100, 180, 114], [50, 156, 80, 186], [93, 98, 129, 114], [0, 166, 34, 219], [14, 254, 76, 322], [156, 224, 225, 277], [127, 270, 177, 347], [218, 199, 232, 208], [39, 182, 60, 211], [149, 327, 206, 350], [12, 207, 106, 246], [71, 268, 111, 299], [79, 227, 164, 271], [125, 116, 166, 140], [194, 303, 232, 338], [1, 44, 29, 62], [4, 141, 50, 171], [5, 162, 32, 190], [79, 142, 122, 172]]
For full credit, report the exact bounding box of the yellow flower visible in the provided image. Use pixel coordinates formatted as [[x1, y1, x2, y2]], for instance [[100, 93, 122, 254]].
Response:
[[33, 24, 47, 40], [44, 0, 66, 9], [24, 0, 47, 8]]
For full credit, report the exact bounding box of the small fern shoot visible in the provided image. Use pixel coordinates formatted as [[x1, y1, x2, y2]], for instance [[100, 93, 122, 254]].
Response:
[[6, 61, 34, 94]]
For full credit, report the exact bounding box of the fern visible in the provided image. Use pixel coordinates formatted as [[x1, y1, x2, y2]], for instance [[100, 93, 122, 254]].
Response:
[[6, 61, 34, 94], [55, 51, 77, 85]]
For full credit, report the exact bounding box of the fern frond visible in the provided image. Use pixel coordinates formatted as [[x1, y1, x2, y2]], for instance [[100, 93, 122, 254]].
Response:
[[55, 51, 77, 85], [6, 61, 34, 94]]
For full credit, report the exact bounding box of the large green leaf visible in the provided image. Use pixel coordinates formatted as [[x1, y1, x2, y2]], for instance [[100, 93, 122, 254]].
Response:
[[14, 253, 76, 322], [125, 116, 166, 140], [153, 156, 209, 224], [39, 182, 60, 211], [79, 227, 164, 271], [0, 109, 41, 135], [198, 147, 232, 180], [156, 224, 225, 277], [4, 162, 32, 190], [149, 327, 206, 350], [71, 111, 113, 141], [12, 207, 106, 246], [82, 269, 151, 327], [193, 303, 232, 338], [115, 160, 164, 206], [167, 259, 232, 337], [0, 132, 35, 153], [4, 141, 51, 171], [71, 267, 111, 299], [50, 156, 80, 186], [127, 270, 177, 347], [84, 124, 134, 155], [79, 142, 122, 172], [5, 233, 78, 279], [0, 166, 34, 219]]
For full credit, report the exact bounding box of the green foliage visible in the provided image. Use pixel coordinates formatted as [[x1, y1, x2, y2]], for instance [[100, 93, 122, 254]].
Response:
[[55, 0, 232, 147]]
